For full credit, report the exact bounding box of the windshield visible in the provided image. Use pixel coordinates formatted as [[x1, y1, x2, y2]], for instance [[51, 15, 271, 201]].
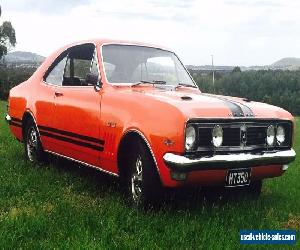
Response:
[[102, 44, 195, 86]]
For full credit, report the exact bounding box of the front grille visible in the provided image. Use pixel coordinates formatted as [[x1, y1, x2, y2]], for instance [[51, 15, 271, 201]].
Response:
[[192, 120, 292, 153], [246, 126, 266, 146], [198, 128, 212, 146], [223, 127, 241, 146]]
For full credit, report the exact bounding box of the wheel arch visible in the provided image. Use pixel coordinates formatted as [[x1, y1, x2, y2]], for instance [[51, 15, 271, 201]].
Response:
[[117, 129, 160, 179], [21, 110, 40, 141]]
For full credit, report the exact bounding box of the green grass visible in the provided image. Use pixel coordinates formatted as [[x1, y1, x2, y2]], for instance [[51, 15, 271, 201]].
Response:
[[0, 100, 299, 249]]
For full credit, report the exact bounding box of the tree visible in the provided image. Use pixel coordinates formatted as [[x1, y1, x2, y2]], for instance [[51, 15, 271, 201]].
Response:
[[0, 5, 16, 59], [232, 66, 241, 73]]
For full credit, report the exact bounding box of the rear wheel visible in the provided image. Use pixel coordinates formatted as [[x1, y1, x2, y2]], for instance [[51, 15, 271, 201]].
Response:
[[126, 140, 162, 207], [24, 120, 47, 164]]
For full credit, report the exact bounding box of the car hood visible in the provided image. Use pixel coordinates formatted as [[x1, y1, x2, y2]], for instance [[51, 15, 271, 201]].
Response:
[[137, 87, 293, 120]]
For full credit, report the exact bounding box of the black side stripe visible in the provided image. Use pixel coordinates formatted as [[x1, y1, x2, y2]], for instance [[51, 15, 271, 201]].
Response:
[[11, 117, 22, 123], [9, 117, 105, 151], [38, 125, 104, 146], [40, 131, 104, 152], [9, 117, 22, 127], [9, 121, 22, 127]]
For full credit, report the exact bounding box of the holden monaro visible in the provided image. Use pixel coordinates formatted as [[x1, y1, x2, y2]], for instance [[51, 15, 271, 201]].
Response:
[[5, 39, 296, 206]]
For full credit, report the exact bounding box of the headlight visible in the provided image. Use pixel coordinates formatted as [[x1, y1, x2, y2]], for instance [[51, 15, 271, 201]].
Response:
[[212, 125, 223, 147], [266, 125, 275, 146], [276, 125, 285, 145], [185, 125, 196, 150]]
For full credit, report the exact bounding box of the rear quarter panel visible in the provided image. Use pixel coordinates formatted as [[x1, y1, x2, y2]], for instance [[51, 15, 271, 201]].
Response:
[[8, 82, 29, 140]]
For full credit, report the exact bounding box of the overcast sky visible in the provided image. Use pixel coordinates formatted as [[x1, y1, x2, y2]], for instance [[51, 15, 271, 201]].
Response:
[[1, 0, 300, 66]]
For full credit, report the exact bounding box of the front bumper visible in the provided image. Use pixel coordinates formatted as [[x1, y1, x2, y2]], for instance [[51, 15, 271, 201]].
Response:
[[163, 149, 296, 172], [5, 114, 11, 123]]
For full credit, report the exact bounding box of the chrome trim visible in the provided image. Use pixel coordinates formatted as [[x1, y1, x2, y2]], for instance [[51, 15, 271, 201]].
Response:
[[5, 114, 11, 123], [45, 150, 118, 177], [163, 149, 296, 172]]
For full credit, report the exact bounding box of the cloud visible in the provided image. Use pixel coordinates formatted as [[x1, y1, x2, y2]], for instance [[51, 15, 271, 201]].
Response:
[[1, 0, 300, 66], [88, 0, 195, 23], [1, 0, 91, 15], [225, 0, 283, 8]]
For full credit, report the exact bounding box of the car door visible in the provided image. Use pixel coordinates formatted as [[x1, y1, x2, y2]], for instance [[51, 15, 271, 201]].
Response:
[[42, 43, 102, 167], [41, 51, 68, 152]]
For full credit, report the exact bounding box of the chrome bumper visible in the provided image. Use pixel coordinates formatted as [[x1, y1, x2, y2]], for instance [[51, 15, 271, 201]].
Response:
[[163, 149, 296, 172], [5, 114, 11, 123]]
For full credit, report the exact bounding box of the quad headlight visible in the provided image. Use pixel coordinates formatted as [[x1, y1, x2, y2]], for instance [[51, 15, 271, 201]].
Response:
[[185, 125, 196, 151], [266, 125, 275, 146], [276, 125, 285, 145], [212, 125, 223, 147]]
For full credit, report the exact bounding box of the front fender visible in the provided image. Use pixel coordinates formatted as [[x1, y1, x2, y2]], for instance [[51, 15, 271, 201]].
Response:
[[100, 87, 187, 186]]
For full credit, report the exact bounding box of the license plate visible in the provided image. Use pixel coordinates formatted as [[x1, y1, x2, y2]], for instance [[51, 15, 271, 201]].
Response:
[[225, 168, 251, 187]]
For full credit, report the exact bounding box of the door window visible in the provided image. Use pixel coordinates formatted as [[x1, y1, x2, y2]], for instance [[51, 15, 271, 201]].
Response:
[[44, 43, 99, 87], [44, 55, 68, 86], [63, 44, 99, 86]]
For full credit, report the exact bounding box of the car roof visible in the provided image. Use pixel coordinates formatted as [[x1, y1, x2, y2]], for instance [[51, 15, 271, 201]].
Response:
[[39, 39, 174, 77], [59, 38, 171, 52]]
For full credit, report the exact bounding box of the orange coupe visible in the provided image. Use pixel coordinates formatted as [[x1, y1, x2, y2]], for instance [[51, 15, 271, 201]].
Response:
[[6, 39, 296, 206]]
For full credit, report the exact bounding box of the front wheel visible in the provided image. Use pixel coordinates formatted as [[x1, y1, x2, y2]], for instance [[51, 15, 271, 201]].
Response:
[[127, 140, 162, 207], [24, 120, 47, 164]]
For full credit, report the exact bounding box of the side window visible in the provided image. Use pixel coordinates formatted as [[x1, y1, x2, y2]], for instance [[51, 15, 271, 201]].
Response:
[[45, 55, 68, 86], [62, 44, 98, 86]]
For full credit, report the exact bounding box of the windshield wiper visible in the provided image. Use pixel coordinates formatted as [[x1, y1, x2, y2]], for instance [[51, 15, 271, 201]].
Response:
[[131, 80, 167, 87], [176, 83, 198, 89]]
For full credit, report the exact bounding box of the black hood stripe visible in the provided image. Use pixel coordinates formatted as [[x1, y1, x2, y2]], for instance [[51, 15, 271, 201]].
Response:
[[229, 100, 254, 117], [219, 98, 244, 117], [201, 94, 254, 117]]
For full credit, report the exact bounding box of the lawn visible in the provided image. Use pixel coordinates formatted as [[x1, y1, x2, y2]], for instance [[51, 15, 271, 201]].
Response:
[[0, 100, 299, 249]]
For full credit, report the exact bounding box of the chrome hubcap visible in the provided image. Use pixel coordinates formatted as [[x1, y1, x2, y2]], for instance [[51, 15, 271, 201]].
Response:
[[26, 127, 38, 162], [131, 155, 143, 203]]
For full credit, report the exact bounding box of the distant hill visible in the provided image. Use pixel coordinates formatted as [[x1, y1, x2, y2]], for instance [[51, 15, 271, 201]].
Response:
[[270, 57, 300, 70], [187, 57, 300, 73], [2, 51, 45, 65], [2, 51, 300, 71]]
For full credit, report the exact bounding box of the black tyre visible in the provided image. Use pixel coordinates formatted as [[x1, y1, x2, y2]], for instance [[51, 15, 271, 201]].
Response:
[[24, 119, 47, 164], [127, 140, 162, 207]]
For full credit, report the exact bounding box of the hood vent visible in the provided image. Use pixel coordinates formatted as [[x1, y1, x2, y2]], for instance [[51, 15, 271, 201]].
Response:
[[243, 98, 251, 102], [181, 96, 192, 101]]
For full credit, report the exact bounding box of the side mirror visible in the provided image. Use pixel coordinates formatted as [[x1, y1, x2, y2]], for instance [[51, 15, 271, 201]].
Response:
[[86, 73, 102, 90]]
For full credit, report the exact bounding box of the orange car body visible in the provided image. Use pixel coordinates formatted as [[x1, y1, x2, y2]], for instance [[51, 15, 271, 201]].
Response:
[[6, 39, 296, 188]]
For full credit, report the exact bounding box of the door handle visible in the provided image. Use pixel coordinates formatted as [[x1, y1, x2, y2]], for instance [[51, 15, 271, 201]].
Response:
[[55, 91, 63, 97]]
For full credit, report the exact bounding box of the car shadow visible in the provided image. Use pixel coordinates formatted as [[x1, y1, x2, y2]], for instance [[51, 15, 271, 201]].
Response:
[[47, 154, 121, 196], [45, 154, 283, 212]]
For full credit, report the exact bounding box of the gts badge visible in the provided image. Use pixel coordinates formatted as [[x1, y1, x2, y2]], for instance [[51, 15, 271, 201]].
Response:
[[106, 121, 116, 128]]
